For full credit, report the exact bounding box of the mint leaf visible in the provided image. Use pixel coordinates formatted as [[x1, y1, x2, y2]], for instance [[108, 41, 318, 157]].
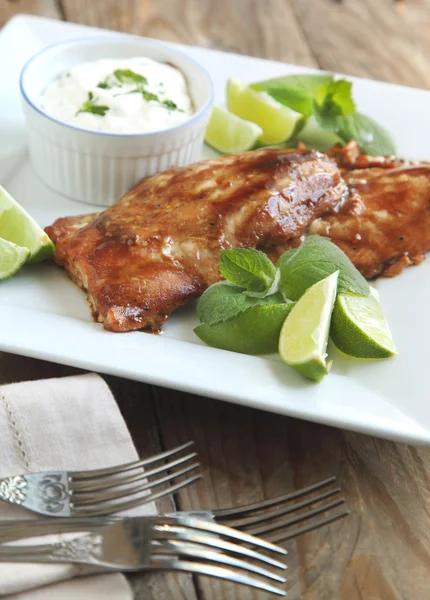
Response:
[[197, 281, 287, 325], [313, 79, 355, 130], [251, 74, 333, 116], [194, 302, 295, 355], [197, 282, 253, 325], [337, 112, 396, 156], [220, 248, 277, 295], [278, 236, 369, 300]]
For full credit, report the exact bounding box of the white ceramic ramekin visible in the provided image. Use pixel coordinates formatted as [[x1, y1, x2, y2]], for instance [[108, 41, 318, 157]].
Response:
[[20, 37, 214, 206]]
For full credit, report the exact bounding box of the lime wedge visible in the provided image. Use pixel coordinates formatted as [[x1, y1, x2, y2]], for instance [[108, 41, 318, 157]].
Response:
[[0, 185, 54, 264], [205, 106, 263, 153], [226, 78, 302, 145], [279, 271, 339, 381], [194, 303, 294, 355], [330, 287, 397, 358], [0, 238, 30, 280]]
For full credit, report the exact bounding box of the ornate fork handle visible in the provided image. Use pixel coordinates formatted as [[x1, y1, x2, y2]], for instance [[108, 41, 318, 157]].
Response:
[[0, 517, 114, 544], [0, 533, 103, 565], [0, 473, 72, 517]]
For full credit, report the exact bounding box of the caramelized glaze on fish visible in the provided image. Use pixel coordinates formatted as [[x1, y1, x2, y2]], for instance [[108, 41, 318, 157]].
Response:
[[46, 149, 346, 332]]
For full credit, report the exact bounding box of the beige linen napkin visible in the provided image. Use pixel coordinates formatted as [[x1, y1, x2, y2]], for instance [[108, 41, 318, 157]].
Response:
[[0, 373, 155, 598]]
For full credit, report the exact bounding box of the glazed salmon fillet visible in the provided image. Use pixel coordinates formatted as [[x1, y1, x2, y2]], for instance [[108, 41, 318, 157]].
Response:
[[267, 144, 430, 279], [46, 148, 346, 332]]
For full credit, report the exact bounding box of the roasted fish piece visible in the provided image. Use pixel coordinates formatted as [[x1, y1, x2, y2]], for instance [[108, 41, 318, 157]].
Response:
[[46, 149, 346, 332], [268, 162, 430, 279]]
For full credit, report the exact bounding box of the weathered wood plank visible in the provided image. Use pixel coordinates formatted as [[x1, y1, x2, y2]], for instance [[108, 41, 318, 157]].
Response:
[[60, 0, 317, 66], [155, 388, 430, 599], [292, 0, 430, 88], [0, 0, 62, 27]]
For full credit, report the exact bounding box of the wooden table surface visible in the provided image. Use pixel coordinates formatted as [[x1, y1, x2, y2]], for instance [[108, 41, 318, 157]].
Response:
[[1, 1, 430, 599]]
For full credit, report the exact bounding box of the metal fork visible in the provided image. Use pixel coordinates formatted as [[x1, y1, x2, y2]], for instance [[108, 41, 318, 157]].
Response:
[[0, 442, 200, 517], [0, 515, 287, 596], [0, 477, 348, 544], [173, 476, 349, 545]]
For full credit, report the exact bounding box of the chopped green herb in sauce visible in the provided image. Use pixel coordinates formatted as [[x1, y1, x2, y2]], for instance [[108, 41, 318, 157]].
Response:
[[97, 67, 182, 111], [76, 91, 109, 116]]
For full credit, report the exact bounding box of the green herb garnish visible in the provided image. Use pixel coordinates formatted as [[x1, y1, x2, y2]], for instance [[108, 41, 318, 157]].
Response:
[[76, 92, 109, 116], [162, 99, 180, 111], [142, 90, 159, 102], [113, 69, 148, 85], [219, 248, 279, 297], [277, 236, 369, 300], [196, 281, 284, 325], [97, 69, 148, 89], [336, 112, 396, 156], [196, 236, 370, 330], [251, 73, 395, 156], [96, 68, 183, 111], [313, 79, 356, 130]]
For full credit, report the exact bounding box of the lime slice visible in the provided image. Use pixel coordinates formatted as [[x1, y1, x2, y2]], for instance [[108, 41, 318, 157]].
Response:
[[0, 238, 30, 280], [194, 303, 294, 355], [205, 106, 263, 153], [279, 271, 339, 382], [330, 287, 397, 358], [0, 185, 54, 264], [226, 78, 302, 145]]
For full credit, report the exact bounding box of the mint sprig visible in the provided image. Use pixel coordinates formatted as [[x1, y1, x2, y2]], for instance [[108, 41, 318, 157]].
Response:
[[196, 237, 370, 340], [313, 79, 355, 130], [251, 74, 332, 116], [251, 73, 395, 156]]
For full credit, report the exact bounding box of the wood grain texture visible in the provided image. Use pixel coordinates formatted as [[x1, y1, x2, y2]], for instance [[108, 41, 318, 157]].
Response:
[[61, 0, 317, 66], [2, 1, 430, 599], [155, 390, 430, 600], [292, 0, 430, 88], [0, 0, 61, 26]]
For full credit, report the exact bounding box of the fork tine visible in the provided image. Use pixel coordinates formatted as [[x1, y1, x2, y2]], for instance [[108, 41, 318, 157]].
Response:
[[153, 525, 286, 569], [74, 474, 202, 516], [72, 463, 200, 508], [148, 556, 286, 596], [159, 539, 287, 583], [213, 477, 337, 519], [223, 488, 342, 529], [71, 453, 198, 493], [246, 498, 346, 538], [266, 510, 350, 545], [161, 515, 286, 555], [72, 441, 195, 480]]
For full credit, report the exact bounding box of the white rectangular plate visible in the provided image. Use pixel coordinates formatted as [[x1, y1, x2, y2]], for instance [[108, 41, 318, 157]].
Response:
[[1, 15, 430, 445]]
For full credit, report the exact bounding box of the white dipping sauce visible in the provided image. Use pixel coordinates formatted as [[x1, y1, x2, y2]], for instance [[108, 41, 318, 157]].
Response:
[[40, 57, 194, 134]]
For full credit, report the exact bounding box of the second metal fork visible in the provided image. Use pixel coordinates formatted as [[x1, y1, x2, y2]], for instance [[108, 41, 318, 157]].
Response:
[[0, 476, 348, 544], [0, 515, 288, 596], [0, 442, 200, 517]]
